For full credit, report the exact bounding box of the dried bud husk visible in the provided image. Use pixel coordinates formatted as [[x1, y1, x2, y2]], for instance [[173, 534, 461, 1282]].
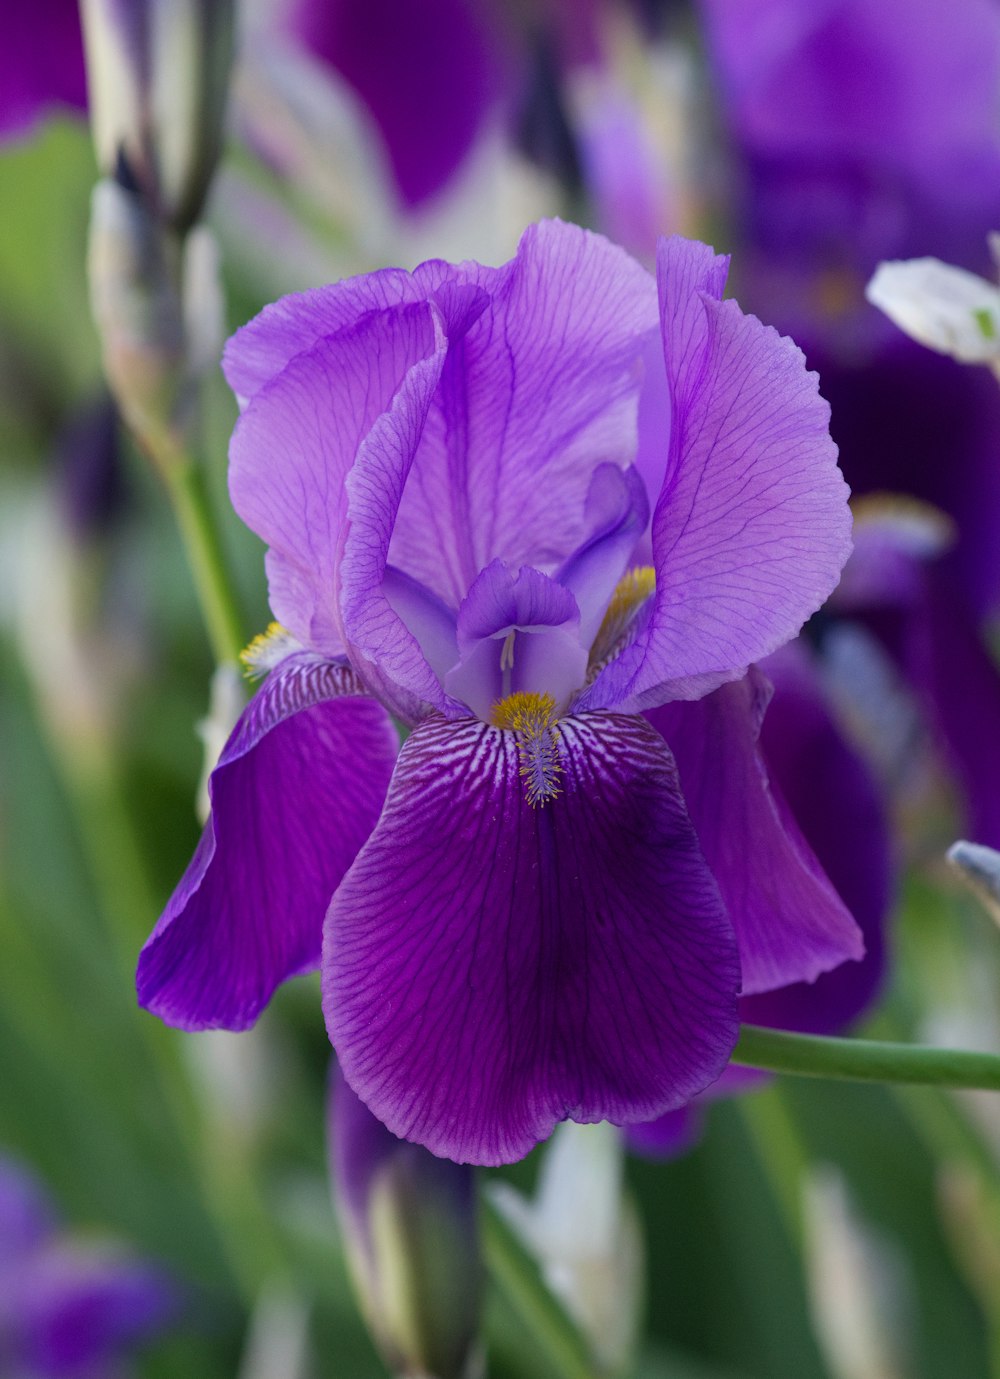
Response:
[[88, 177, 190, 465], [81, 0, 234, 232], [88, 178, 224, 470], [329, 1067, 482, 1379]]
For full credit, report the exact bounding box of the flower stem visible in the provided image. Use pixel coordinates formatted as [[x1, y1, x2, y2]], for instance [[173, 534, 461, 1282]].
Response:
[[733, 1025, 1000, 1091], [163, 455, 246, 665], [481, 1194, 601, 1379], [738, 1086, 810, 1248]]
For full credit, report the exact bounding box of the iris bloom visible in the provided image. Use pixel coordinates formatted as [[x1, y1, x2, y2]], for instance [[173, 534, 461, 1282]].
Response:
[[0, 1158, 173, 1378], [139, 221, 860, 1164]]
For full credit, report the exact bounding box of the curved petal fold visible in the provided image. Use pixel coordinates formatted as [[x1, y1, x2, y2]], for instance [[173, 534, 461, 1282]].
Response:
[[389, 221, 659, 606], [647, 666, 864, 996], [741, 640, 892, 1032], [591, 236, 851, 710], [137, 657, 398, 1030], [325, 711, 739, 1165], [223, 265, 438, 404], [556, 464, 650, 647], [229, 300, 456, 717]]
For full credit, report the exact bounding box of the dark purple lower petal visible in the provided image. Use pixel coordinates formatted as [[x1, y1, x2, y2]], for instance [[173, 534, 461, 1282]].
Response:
[[325, 711, 739, 1165], [138, 658, 398, 1030], [648, 668, 864, 997]]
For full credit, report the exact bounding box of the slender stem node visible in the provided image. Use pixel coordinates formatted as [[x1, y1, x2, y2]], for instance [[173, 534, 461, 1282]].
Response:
[[164, 457, 246, 666]]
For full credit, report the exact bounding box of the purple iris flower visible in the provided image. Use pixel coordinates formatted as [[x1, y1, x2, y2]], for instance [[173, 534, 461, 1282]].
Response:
[[0, 1158, 174, 1378], [138, 220, 858, 1164], [699, 0, 1000, 614], [0, 0, 87, 139]]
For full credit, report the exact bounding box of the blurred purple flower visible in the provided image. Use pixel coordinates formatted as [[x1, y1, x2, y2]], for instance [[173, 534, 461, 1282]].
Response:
[[291, 0, 504, 208], [830, 501, 1000, 852], [0, 1158, 174, 1379], [0, 0, 87, 140], [138, 220, 857, 1164], [700, 0, 1000, 614]]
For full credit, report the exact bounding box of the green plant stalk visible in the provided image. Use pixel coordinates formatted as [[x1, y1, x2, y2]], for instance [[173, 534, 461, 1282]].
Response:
[[164, 455, 246, 665], [53, 735, 285, 1300], [734, 1024, 1000, 1090], [737, 1085, 810, 1249], [481, 1194, 601, 1379]]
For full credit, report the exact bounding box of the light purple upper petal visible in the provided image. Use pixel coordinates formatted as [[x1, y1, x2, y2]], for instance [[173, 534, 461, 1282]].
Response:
[[222, 265, 445, 405], [445, 561, 586, 717], [226, 224, 658, 714], [229, 299, 458, 717], [556, 463, 650, 647], [647, 666, 864, 995], [325, 711, 739, 1165], [387, 221, 659, 608], [137, 656, 397, 1030], [586, 236, 851, 710]]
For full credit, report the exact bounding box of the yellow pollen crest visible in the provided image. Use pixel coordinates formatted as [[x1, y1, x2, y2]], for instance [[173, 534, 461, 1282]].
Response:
[[589, 565, 656, 669], [606, 566, 656, 623], [490, 691, 563, 808], [240, 621, 292, 679]]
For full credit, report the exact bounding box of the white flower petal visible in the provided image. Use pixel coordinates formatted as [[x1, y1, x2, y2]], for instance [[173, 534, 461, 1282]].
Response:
[[866, 257, 1000, 363]]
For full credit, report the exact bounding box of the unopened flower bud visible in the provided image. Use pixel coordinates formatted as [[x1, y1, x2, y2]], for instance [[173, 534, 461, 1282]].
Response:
[[81, 0, 234, 232], [491, 1121, 642, 1375], [866, 255, 1000, 378], [804, 1166, 910, 1379], [88, 177, 197, 466], [328, 1067, 482, 1379], [948, 840, 1000, 929]]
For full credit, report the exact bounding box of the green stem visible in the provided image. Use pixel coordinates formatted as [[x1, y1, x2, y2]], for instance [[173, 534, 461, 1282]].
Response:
[[734, 1025, 1000, 1091], [55, 741, 284, 1299], [164, 457, 246, 665], [737, 1087, 810, 1248], [481, 1195, 601, 1379]]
